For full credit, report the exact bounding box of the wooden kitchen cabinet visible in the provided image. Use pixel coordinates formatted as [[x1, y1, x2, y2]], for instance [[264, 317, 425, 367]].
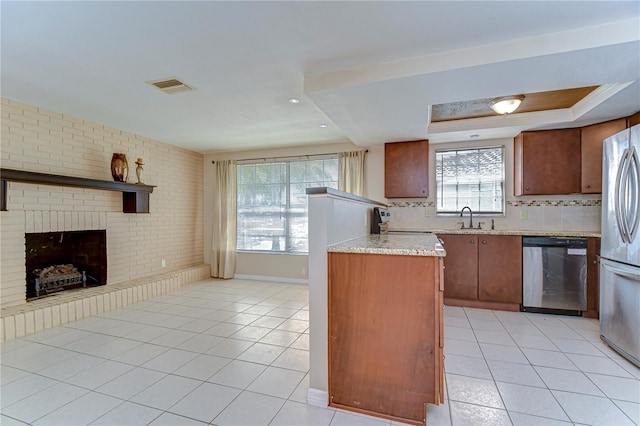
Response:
[[440, 234, 522, 310], [584, 237, 601, 319], [581, 118, 627, 193], [628, 111, 640, 127], [478, 235, 522, 303], [514, 128, 581, 195], [328, 252, 444, 425], [438, 234, 478, 300], [385, 140, 429, 198]]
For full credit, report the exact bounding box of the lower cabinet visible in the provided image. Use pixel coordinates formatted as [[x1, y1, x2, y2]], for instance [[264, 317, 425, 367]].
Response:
[[328, 252, 444, 425], [438, 234, 478, 300], [440, 234, 522, 310]]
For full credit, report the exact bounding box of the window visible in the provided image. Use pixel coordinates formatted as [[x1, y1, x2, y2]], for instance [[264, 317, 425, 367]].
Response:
[[435, 146, 505, 215], [237, 157, 338, 253]]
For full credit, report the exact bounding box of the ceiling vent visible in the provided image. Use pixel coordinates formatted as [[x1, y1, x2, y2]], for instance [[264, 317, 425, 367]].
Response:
[[146, 77, 195, 95]]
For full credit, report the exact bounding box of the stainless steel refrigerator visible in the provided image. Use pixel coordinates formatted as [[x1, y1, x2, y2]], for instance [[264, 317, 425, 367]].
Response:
[[600, 123, 640, 367]]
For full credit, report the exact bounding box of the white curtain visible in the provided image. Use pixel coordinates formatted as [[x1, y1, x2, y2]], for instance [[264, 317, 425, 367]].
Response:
[[338, 150, 366, 196], [211, 160, 237, 279]]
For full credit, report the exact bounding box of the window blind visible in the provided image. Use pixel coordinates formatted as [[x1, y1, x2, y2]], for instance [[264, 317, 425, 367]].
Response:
[[435, 147, 505, 214]]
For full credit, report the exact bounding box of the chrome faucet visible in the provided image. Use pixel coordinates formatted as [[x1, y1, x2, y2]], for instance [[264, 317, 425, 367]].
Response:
[[460, 206, 473, 229]]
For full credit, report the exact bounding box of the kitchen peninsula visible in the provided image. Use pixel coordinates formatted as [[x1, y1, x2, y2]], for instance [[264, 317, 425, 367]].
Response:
[[327, 234, 445, 425]]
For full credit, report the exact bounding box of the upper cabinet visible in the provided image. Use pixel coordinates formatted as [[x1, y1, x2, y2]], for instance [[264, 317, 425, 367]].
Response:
[[385, 139, 429, 198], [514, 128, 581, 196], [515, 116, 637, 196], [581, 118, 627, 194]]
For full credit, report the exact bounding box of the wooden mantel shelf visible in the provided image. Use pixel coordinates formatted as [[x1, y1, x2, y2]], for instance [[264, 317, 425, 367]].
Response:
[[0, 168, 156, 213]]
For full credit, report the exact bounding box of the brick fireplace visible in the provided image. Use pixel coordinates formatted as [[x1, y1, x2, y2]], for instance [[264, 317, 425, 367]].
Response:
[[0, 98, 210, 341]]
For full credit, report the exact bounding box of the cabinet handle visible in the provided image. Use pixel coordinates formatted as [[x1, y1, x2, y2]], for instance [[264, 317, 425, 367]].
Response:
[[525, 186, 530, 191], [470, 239, 475, 244], [585, 184, 591, 188], [482, 240, 487, 245]]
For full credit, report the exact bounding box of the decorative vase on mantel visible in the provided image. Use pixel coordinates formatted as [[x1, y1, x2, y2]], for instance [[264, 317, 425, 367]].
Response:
[[111, 153, 129, 182], [135, 157, 145, 184]]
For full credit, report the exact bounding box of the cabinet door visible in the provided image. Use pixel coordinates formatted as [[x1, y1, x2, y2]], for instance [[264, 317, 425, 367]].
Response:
[[581, 119, 627, 193], [515, 128, 581, 195], [385, 140, 429, 198], [478, 235, 522, 303], [440, 234, 478, 300]]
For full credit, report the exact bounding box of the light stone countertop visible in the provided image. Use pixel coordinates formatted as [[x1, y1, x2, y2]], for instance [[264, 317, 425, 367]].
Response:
[[328, 233, 445, 257], [389, 228, 601, 238]]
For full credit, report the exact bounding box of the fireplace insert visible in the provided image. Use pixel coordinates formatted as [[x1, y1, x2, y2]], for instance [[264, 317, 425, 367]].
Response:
[[25, 230, 107, 300]]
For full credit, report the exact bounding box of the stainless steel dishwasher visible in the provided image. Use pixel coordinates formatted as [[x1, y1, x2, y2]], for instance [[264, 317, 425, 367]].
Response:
[[522, 236, 588, 315]]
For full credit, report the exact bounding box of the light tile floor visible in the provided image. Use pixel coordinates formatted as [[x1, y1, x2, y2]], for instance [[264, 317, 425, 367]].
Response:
[[1, 279, 639, 425]]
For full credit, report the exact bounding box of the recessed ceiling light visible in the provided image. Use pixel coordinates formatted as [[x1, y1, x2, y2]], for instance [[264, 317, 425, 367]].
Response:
[[319, 124, 328, 128], [288, 98, 300, 104], [470, 134, 480, 138]]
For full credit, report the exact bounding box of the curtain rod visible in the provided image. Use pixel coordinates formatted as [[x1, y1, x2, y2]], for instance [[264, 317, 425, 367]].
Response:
[[211, 149, 368, 164]]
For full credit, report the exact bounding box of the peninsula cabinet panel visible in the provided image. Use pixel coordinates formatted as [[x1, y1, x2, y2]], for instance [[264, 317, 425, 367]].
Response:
[[385, 140, 429, 198], [584, 237, 601, 319], [328, 252, 443, 425], [581, 118, 627, 193], [439, 234, 478, 300], [514, 128, 581, 195], [478, 235, 522, 303]]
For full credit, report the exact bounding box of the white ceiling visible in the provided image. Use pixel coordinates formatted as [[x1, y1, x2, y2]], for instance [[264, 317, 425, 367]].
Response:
[[2, 1, 639, 153]]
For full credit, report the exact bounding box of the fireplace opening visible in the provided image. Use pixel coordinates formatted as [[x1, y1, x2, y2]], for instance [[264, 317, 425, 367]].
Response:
[[25, 230, 107, 300]]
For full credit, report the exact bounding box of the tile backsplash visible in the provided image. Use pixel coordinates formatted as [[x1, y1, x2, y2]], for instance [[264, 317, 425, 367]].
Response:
[[388, 199, 602, 232]]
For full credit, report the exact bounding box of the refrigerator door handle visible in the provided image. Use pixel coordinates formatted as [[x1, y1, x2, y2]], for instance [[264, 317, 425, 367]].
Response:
[[627, 146, 640, 242], [601, 258, 640, 280], [615, 148, 631, 243]]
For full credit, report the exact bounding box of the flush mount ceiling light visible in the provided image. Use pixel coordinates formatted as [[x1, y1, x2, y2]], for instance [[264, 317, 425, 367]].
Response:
[[488, 95, 525, 115], [319, 123, 328, 128], [288, 98, 300, 104]]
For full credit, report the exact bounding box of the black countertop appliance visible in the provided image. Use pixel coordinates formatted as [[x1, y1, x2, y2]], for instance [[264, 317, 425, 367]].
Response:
[[371, 207, 390, 234]]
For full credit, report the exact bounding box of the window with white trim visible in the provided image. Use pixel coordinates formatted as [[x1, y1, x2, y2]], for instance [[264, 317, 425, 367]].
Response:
[[236, 157, 338, 253], [435, 146, 505, 215]]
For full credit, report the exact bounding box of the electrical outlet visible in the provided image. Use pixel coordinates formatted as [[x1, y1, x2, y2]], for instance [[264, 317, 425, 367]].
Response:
[[364, 213, 368, 227], [425, 206, 430, 217], [161, 258, 166, 268], [520, 210, 528, 220]]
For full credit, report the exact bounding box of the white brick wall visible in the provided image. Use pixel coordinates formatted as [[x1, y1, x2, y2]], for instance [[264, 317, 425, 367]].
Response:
[[1, 98, 205, 308]]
